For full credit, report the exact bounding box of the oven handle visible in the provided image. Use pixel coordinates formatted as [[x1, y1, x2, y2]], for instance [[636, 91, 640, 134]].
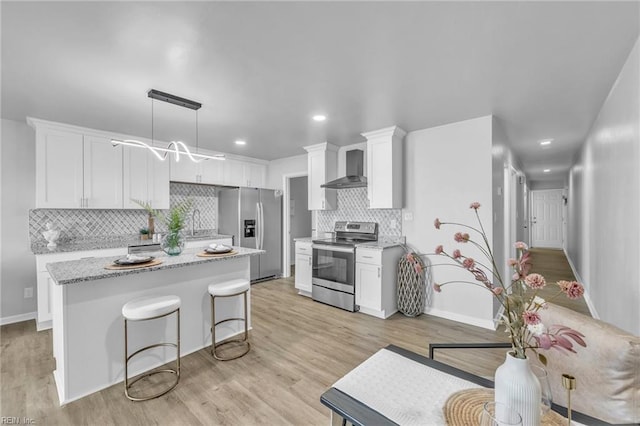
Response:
[[312, 244, 355, 253]]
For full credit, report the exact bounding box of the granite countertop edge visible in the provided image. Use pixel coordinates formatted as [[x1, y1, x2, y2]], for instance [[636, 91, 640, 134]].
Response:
[[46, 247, 264, 285], [355, 239, 405, 250], [31, 233, 234, 255]]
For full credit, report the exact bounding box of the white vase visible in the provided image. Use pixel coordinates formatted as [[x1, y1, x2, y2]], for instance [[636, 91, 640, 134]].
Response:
[[494, 351, 541, 426]]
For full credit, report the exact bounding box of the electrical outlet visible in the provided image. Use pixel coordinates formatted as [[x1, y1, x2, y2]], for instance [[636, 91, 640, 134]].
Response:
[[404, 212, 414, 221], [24, 287, 34, 298]]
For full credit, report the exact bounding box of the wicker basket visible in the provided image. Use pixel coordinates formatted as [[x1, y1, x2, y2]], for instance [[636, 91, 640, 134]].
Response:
[[397, 253, 426, 317]]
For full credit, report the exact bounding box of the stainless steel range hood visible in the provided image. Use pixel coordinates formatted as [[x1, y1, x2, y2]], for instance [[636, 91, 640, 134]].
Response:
[[321, 149, 367, 189]]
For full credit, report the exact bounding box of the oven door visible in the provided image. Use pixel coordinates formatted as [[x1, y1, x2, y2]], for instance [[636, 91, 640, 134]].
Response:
[[312, 245, 355, 294]]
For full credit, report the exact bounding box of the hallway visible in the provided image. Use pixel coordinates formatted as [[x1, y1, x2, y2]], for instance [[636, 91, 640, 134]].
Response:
[[528, 248, 591, 317]]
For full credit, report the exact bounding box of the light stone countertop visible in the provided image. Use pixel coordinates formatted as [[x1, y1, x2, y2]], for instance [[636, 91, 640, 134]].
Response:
[[31, 233, 233, 255], [46, 246, 263, 285], [355, 237, 406, 250]]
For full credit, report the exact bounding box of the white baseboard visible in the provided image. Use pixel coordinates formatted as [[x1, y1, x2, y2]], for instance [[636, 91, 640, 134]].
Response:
[[0, 311, 36, 326], [425, 307, 497, 330], [563, 249, 599, 319]]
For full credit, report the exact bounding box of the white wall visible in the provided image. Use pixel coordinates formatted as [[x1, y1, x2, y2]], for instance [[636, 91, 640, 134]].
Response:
[[491, 117, 511, 318], [1, 119, 37, 322], [266, 154, 307, 190], [403, 116, 497, 329], [567, 38, 640, 335], [529, 180, 565, 191]]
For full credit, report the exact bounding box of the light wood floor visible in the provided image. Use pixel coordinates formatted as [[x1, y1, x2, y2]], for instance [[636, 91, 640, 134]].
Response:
[[0, 249, 590, 425]]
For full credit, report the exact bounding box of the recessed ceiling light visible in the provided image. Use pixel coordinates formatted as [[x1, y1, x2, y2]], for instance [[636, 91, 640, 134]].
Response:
[[235, 140, 246, 145], [543, 169, 551, 173], [539, 139, 553, 146], [312, 114, 327, 122]]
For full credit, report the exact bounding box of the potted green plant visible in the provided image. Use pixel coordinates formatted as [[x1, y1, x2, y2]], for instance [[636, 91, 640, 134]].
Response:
[[134, 199, 192, 255], [139, 227, 150, 240]]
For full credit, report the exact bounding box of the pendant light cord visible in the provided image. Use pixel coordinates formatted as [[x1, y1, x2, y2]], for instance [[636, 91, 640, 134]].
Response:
[[151, 97, 155, 147]]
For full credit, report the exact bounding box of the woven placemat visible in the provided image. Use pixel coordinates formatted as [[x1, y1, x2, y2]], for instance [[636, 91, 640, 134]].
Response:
[[196, 250, 238, 258], [104, 259, 163, 270], [443, 388, 566, 426]]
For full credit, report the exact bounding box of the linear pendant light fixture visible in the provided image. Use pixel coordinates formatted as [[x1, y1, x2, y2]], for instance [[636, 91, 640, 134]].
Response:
[[111, 89, 225, 163]]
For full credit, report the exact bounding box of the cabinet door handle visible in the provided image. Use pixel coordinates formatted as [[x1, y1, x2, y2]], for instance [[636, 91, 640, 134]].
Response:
[[80, 198, 84, 208], [378, 267, 381, 278], [308, 257, 312, 266], [363, 255, 373, 259]]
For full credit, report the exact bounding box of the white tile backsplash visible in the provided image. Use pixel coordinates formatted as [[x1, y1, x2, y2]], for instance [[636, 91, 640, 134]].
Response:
[[317, 187, 402, 237]]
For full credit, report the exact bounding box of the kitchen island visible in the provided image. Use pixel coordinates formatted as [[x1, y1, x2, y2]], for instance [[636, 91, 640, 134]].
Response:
[[46, 247, 263, 405]]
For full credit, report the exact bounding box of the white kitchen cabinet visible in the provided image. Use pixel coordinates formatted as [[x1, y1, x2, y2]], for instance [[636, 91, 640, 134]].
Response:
[[220, 159, 265, 187], [35, 128, 84, 208], [362, 126, 406, 209], [294, 241, 313, 296], [124, 146, 170, 209], [35, 247, 127, 331], [355, 245, 404, 319], [170, 155, 199, 183], [199, 159, 225, 185], [170, 153, 227, 186], [83, 136, 123, 208], [304, 143, 338, 210], [223, 159, 245, 186], [243, 162, 266, 188], [33, 122, 124, 209]]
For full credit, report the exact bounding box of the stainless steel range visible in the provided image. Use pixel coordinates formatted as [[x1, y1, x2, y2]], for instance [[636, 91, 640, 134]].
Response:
[[311, 221, 378, 311]]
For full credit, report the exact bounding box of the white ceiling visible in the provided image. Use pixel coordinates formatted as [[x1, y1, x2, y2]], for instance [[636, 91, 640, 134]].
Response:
[[2, 1, 638, 183]]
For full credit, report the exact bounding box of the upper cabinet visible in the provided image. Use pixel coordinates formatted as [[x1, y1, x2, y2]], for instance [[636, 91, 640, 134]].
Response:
[[33, 122, 123, 209], [170, 155, 265, 188], [170, 155, 224, 185], [304, 143, 338, 210], [362, 126, 406, 209], [30, 117, 170, 209], [123, 145, 170, 209]]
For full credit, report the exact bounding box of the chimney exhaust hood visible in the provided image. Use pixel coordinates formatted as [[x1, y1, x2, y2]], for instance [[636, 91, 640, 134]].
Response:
[[321, 149, 367, 189]]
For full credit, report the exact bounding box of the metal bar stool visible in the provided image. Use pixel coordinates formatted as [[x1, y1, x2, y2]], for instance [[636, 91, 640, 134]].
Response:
[[208, 279, 251, 361], [122, 295, 181, 401]]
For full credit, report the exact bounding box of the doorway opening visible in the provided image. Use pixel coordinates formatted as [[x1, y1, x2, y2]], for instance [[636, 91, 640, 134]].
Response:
[[282, 173, 310, 278]]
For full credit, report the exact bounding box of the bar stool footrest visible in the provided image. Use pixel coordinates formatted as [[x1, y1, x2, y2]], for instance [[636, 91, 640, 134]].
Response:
[[212, 339, 251, 361], [125, 369, 180, 402]]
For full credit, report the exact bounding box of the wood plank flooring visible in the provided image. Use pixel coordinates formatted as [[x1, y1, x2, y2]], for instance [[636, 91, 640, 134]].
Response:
[[0, 248, 589, 425]]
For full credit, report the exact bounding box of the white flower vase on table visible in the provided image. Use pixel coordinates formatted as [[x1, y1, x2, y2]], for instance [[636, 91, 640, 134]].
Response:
[[494, 352, 541, 426], [42, 222, 60, 250], [428, 202, 589, 426]]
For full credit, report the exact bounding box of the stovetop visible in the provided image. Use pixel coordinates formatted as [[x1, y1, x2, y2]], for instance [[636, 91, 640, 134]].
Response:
[[311, 237, 374, 247], [312, 221, 379, 247]]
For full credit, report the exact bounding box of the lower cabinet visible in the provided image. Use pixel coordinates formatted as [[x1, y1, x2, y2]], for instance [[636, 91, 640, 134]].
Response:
[[294, 241, 313, 296], [355, 245, 404, 319], [35, 247, 126, 331]]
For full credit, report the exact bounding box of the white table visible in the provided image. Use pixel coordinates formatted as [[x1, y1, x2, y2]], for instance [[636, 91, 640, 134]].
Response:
[[321, 345, 605, 425]]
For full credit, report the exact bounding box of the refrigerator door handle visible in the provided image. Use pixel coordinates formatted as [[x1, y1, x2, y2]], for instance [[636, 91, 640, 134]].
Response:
[[255, 202, 260, 249], [259, 202, 265, 250]]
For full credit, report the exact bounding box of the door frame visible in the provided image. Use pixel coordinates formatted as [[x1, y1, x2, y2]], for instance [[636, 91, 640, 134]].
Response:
[[282, 171, 308, 278], [529, 188, 564, 248]]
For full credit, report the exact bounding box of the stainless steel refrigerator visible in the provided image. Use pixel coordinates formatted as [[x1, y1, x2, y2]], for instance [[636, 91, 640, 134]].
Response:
[[217, 187, 282, 282]]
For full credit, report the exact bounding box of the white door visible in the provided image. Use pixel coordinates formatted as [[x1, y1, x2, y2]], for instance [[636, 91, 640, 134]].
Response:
[[531, 189, 563, 248]]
